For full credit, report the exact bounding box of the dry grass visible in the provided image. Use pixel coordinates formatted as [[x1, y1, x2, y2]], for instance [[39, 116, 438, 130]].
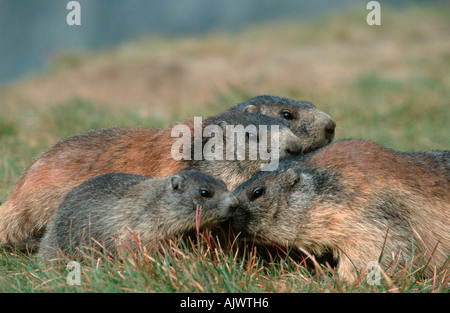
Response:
[[1, 230, 448, 293]]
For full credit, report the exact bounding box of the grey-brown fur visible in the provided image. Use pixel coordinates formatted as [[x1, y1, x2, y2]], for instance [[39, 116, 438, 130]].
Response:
[[39, 170, 238, 260], [229, 95, 335, 153], [232, 139, 449, 282], [192, 111, 303, 188], [0, 111, 302, 246]]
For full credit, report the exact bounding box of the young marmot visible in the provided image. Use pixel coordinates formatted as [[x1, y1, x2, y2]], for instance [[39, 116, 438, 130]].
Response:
[[39, 170, 238, 260]]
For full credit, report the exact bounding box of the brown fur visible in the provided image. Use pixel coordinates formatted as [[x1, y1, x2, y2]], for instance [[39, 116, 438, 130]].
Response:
[[232, 140, 449, 282], [1, 127, 184, 245], [0, 111, 305, 245]]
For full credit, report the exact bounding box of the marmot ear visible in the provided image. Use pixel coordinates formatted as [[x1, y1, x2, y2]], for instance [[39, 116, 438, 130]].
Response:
[[171, 175, 185, 191], [243, 104, 260, 114], [283, 168, 302, 187]]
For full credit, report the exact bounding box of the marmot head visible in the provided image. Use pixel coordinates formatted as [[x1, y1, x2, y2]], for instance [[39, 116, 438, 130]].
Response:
[[166, 170, 239, 233], [204, 111, 303, 157], [229, 95, 336, 153], [231, 159, 342, 249], [178, 111, 304, 189], [231, 167, 305, 244]]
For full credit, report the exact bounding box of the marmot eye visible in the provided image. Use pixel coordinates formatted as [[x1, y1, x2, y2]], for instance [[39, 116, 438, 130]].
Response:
[[250, 188, 265, 201], [281, 111, 294, 120], [199, 188, 212, 198]]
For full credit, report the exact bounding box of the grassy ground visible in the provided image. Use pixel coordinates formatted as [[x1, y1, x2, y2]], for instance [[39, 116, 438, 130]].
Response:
[[0, 4, 449, 292], [1, 232, 447, 293]]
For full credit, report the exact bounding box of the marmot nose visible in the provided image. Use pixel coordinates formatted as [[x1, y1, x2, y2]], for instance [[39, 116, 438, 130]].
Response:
[[286, 137, 303, 155], [324, 119, 336, 140], [223, 194, 239, 214]]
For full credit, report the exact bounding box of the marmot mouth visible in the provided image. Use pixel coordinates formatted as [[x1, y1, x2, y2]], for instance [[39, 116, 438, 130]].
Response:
[[193, 216, 231, 231], [241, 233, 339, 272]]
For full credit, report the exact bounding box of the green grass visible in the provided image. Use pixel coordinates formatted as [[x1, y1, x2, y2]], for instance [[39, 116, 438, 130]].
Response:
[[1, 233, 447, 293], [334, 72, 450, 150], [0, 4, 449, 292]]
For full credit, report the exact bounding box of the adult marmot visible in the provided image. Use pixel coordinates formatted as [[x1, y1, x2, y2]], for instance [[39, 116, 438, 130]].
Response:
[[232, 140, 449, 282]]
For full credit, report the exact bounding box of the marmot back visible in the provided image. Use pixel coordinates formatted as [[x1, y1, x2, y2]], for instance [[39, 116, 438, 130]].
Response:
[[232, 140, 449, 282], [39, 170, 238, 260]]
